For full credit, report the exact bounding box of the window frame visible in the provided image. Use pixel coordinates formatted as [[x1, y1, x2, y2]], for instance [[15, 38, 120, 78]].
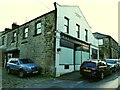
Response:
[[64, 17, 69, 34], [2, 36, 5, 45], [23, 27, 29, 39], [85, 29, 88, 41], [76, 24, 80, 38], [12, 31, 16, 42], [35, 21, 42, 35]]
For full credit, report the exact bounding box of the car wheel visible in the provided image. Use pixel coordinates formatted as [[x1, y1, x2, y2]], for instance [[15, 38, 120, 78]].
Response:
[[100, 72, 104, 80], [19, 70, 25, 78], [109, 70, 112, 75], [7, 68, 11, 74], [114, 67, 116, 72]]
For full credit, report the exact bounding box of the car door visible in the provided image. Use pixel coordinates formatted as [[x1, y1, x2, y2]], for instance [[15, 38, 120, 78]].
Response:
[[10, 60, 20, 71], [103, 62, 111, 75], [98, 62, 108, 75]]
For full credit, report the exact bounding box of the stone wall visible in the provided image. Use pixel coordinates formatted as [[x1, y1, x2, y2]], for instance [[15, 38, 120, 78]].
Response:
[[100, 37, 119, 59], [6, 10, 56, 76]]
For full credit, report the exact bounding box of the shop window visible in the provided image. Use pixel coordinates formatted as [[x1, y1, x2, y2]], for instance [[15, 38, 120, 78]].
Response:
[[60, 39, 74, 49]]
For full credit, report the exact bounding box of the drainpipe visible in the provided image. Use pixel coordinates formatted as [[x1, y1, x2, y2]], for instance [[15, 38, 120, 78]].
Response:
[[54, 2, 57, 77]]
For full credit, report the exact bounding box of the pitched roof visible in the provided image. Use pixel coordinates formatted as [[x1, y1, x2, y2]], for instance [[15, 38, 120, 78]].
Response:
[[93, 32, 110, 39]]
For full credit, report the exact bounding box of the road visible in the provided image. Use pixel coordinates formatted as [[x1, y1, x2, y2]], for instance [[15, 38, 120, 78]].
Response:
[[74, 72, 119, 88], [1, 67, 120, 89], [48, 71, 119, 89]]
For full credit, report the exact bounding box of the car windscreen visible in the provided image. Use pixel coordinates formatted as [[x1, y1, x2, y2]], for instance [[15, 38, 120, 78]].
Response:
[[106, 60, 115, 64], [82, 62, 96, 68], [19, 59, 34, 64]]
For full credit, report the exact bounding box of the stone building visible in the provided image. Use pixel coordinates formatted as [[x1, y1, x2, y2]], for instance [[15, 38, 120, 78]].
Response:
[[0, 3, 99, 77], [93, 32, 119, 59], [119, 46, 120, 58], [0, 28, 11, 67]]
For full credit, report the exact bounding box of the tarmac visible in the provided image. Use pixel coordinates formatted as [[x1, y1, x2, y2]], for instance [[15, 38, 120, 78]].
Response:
[[58, 71, 82, 81]]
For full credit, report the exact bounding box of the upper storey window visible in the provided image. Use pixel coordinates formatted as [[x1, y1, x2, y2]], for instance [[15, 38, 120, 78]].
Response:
[[85, 29, 88, 41], [64, 17, 69, 34], [23, 27, 28, 39], [12, 31, 16, 42], [76, 24, 80, 38], [35, 22, 41, 35], [2, 36, 5, 45]]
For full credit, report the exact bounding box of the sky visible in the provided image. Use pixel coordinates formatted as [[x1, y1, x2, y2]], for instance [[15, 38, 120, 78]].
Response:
[[0, 0, 119, 42]]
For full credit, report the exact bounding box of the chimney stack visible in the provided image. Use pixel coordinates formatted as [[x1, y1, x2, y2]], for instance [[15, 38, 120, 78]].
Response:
[[12, 22, 19, 29], [5, 28, 11, 31]]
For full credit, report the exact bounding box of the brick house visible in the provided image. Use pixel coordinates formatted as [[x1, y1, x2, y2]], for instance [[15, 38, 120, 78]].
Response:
[[0, 3, 99, 77], [93, 32, 119, 59]]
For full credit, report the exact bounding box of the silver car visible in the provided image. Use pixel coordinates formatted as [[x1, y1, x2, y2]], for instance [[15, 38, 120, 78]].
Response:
[[6, 58, 41, 78], [105, 59, 119, 72]]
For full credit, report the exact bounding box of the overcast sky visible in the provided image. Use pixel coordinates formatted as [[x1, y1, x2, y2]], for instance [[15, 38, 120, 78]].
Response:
[[0, 0, 119, 42]]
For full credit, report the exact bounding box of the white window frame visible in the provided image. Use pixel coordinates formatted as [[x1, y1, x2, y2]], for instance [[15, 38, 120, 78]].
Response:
[[24, 27, 28, 38], [13, 32, 16, 42], [36, 22, 42, 34]]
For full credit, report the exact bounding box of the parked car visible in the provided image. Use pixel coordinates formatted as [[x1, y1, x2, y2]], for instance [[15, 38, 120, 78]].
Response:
[[105, 59, 119, 72], [6, 58, 41, 78], [80, 59, 112, 80], [117, 59, 120, 69]]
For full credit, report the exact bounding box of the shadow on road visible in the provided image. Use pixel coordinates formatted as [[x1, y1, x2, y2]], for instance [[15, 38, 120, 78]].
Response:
[[58, 70, 120, 83]]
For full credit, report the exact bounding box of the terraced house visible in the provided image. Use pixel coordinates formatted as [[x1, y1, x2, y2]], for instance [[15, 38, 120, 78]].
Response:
[[0, 3, 99, 77], [93, 32, 119, 59]]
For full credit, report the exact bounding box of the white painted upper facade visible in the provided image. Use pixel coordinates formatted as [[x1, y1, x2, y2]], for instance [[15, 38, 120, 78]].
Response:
[[55, 3, 99, 77], [56, 3, 98, 46]]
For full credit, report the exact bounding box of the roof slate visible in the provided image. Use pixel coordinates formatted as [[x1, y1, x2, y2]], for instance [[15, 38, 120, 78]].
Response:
[[93, 32, 110, 39]]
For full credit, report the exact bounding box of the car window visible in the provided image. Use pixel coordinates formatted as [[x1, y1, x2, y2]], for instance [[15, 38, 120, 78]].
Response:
[[10, 60, 15, 63], [82, 62, 96, 68], [10, 60, 18, 64], [98, 62, 106, 66], [106, 60, 115, 64], [19, 59, 34, 64]]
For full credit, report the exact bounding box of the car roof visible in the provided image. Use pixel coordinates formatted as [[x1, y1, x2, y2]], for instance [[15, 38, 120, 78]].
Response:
[[8, 58, 29, 61], [83, 59, 105, 63], [8, 58, 18, 61]]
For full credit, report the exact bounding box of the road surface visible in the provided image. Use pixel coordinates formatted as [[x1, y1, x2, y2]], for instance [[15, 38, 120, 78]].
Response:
[[1, 67, 120, 89]]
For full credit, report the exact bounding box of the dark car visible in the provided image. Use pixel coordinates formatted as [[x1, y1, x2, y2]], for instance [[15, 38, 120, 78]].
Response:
[[105, 59, 119, 72], [6, 58, 41, 78], [80, 60, 111, 80]]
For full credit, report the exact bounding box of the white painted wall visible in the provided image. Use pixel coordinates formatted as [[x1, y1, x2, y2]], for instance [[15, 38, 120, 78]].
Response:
[[55, 3, 99, 77], [56, 4, 98, 46]]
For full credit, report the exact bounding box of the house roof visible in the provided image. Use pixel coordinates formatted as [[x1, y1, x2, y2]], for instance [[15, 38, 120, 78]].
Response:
[[93, 32, 110, 39]]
